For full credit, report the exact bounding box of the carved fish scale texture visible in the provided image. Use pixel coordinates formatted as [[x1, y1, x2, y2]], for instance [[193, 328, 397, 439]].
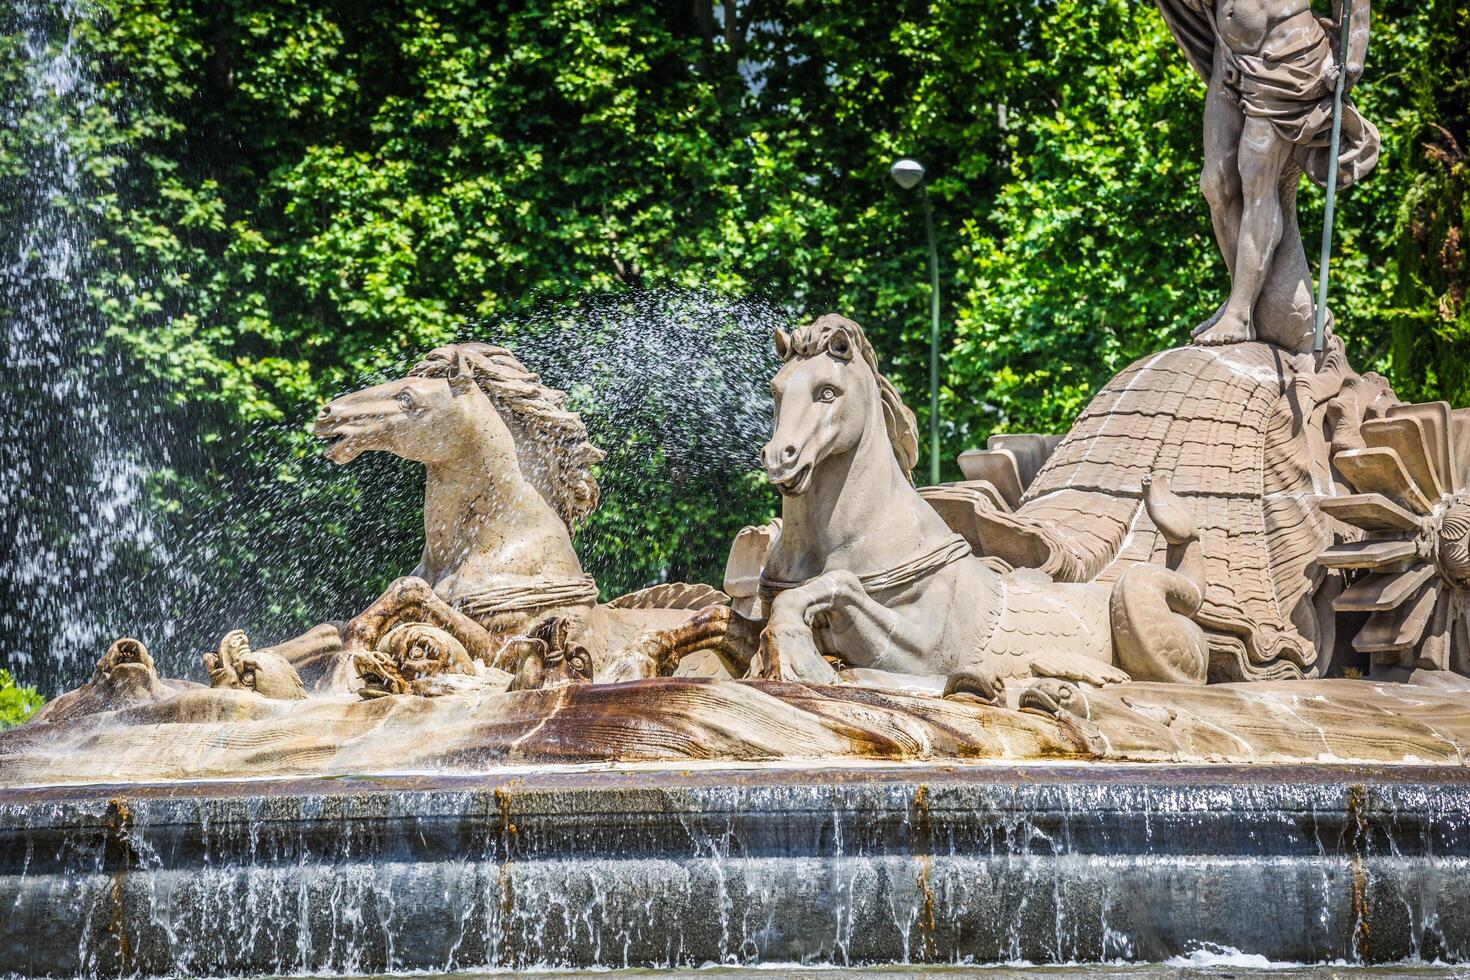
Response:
[[984, 577, 1112, 670], [1017, 344, 1335, 680]]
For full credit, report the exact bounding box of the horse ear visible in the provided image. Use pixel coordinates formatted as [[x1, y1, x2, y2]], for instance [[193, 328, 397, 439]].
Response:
[[448, 347, 474, 395], [773, 327, 791, 361], [827, 326, 854, 362]]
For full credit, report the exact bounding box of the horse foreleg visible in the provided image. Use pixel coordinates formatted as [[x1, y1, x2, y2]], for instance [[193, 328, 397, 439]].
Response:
[[343, 576, 495, 662], [750, 573, 889, 684], [599, 606, 761, 682]]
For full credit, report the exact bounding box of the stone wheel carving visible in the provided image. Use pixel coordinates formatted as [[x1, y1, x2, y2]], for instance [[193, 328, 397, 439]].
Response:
[[1321, 401, 1470, 672]]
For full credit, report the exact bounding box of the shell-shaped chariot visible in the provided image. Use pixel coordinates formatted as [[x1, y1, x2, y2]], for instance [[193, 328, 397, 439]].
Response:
[[936, 341, 1470, 682]]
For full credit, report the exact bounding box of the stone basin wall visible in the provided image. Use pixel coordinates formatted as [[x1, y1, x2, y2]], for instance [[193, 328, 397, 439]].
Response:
[[2, 764, 1468, 976]]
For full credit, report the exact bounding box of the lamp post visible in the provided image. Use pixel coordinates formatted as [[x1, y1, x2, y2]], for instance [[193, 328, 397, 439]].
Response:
[[890, 158, 942, 486]]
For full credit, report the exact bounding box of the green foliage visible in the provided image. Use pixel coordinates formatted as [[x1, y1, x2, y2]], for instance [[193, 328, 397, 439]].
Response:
[[2, 0, 1465, 682], [1378, 0, 1470, 406], [0, 670, 44, 730]]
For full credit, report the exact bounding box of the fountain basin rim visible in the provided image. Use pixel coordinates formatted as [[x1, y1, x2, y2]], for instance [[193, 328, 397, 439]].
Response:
[[4, 759, 1470, 807]]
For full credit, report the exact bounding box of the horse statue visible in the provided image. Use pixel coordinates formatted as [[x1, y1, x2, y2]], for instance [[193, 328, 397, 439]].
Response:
[[748, 314, 1210, 700], [299, 341, 735, 692]]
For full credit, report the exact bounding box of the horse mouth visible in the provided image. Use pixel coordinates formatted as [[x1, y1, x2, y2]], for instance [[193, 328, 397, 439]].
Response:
[[772, 463, 813, 497], [315, 425, 365, 465]]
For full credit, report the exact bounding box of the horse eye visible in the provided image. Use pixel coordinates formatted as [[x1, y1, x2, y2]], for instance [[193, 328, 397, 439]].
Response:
[[396, 391, 417, 411], [817, 386, 837, 403]]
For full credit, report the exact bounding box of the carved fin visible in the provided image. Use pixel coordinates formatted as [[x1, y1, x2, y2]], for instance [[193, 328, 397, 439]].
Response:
[[605, 582, 731, 610], [1353, 584, 1440, 653], [1332, 447, 1434, 514], [956, 449, 1025, 509], [985, 434, 1054, 491], [1362, 415, 1446, 501], [1318, 538, 1418, 570], [1333, 564, 1438, 613], [1387, 401, 1453, 493], [1453, 408, 1470, 493], [1318, 493, 1424, 532], [1412, 592, 1455, 671]]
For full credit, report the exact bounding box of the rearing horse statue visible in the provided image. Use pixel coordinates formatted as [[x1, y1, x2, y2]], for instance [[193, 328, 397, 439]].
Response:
[[751, 314, 1209, 698], [307, 342, 731, 690]]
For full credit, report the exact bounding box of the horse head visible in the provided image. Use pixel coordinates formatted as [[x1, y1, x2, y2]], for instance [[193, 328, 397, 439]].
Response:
[[314, 342, 604, 530], [314, 346, 505, 467], [763, 314, 919, 496]]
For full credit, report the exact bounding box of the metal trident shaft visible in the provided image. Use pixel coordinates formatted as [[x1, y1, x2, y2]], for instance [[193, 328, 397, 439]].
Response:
[[1312, 0, 1355, 353]]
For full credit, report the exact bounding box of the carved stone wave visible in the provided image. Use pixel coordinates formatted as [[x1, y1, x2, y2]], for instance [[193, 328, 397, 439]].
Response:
[[4, 675, 1470, 786]]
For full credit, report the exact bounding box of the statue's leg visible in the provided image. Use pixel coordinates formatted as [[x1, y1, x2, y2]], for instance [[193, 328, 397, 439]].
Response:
[[750, 580, 844, 684], [1200, 62, 1245, 279], [1198, 117, 1293, 346], [752, 570, 945, 682], [1193, 61, 1245, 337]]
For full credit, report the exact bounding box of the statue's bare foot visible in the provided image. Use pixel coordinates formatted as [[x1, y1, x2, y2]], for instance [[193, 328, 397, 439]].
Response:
[[1192, 306, 1254, 346], [1190, 301, 1227, 339]]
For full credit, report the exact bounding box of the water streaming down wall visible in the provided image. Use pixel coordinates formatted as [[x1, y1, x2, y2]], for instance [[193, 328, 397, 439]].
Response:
[[0, 0, 173, 689], [1, 766, 1468, 976]]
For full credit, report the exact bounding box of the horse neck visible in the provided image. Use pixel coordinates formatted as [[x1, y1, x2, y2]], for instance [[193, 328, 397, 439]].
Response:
[[778, 405, 946, 574], [419, 422, 582, 583]]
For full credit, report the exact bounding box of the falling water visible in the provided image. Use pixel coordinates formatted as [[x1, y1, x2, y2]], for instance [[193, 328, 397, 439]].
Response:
[[0, 0, 172, 690], [474, 290, 786, 588], [2, 768, 1467, 976]]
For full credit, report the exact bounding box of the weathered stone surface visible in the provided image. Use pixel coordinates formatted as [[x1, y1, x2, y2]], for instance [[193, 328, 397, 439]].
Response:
[[7, 675, 1470, 787]]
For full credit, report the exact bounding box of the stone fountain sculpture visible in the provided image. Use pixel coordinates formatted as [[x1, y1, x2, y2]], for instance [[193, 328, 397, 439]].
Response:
[[6, 303, 1470, 780], [305, 340, 738, 693], [12, 11, 1470, 975], [745, 314, 1208, 695], [5, 0, 1470, 783]]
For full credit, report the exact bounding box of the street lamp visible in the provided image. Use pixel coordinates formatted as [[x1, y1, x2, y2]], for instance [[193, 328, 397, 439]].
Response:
[[890, 157, 942, 486]]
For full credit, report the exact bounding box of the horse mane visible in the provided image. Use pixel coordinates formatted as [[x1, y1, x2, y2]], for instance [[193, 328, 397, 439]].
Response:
[[410, 342, 605, 530], [785, 314, 920, 475]]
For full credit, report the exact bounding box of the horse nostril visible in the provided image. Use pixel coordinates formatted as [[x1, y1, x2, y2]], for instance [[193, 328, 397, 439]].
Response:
[[781, 445, 798, 464]]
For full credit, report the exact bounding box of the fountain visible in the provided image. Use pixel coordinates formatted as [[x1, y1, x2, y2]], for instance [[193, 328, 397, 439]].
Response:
[[5, 1, 1470, 975]]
